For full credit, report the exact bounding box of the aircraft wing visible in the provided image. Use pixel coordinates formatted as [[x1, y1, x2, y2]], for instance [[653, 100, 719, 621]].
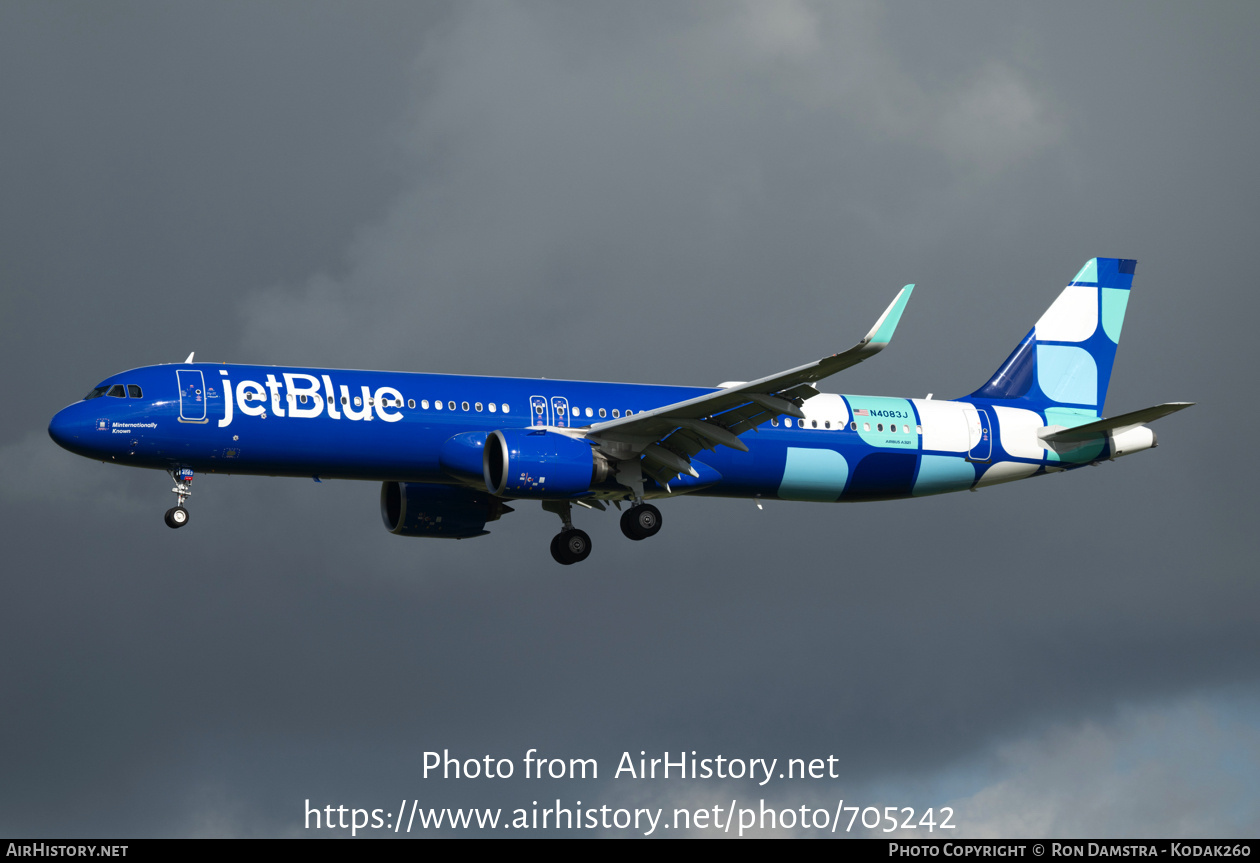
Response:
[[585, 285, 914, 484]]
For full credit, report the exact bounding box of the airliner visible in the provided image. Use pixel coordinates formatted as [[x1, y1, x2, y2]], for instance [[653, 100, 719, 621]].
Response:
[[48, 258, 1190, 564]]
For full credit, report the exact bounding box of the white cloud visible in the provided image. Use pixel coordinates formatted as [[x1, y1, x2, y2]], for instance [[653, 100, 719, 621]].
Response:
[[935, 63, 1059, 170], [944, 696, 1260, 838], [592, 694, 1260, 839]]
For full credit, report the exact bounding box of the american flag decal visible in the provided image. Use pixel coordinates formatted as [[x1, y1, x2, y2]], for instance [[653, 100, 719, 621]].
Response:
[[855, 409, 869, 416]]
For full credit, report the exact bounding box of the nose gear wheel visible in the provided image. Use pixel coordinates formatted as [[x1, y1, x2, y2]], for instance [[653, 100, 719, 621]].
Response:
[[164, 506, 190, 529]]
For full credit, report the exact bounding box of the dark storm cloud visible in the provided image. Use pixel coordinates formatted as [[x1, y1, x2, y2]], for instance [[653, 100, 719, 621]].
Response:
[[239, 1, 1065, 375], [2, 1, 1258, 837]]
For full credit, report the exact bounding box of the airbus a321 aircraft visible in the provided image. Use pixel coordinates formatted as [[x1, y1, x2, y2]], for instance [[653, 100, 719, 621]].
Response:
[[49, 258, 1189, 565]]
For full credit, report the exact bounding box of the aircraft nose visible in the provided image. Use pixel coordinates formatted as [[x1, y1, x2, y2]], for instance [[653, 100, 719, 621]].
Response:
[[48, 405, 85, 451]]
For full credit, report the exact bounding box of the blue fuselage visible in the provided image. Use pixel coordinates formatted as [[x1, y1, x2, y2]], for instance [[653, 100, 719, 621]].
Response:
[[47, 362, 1091, 503]]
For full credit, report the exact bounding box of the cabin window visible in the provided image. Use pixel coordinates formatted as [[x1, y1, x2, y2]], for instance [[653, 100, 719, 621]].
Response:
[[771, 417, 779, 427], [850, 422, 857, 430], [475, 402, 483, 412], [299, 394, 308, 404], [612, 409, 620, 418], [916, 425, 922, 434], [811, 420, 818, 428], [863, 422, 870, 431], [903, 425, 910, 434], [461, 401, 469, 411], [501, 404, 509, 413], [407, 399, 414, 409], [127, 385, 143, 399], [354, 397, 362, 407], [784, 418, 792, 427], [327, 395, 333, 405], [877, 423, 883, 431], [585, 407, 593, 417], [488, 403, 497, 413], [435, 400, 443, 410], [825, 420, 831, 429], [448, 401, 456, 411], [341, 396, 348, 405], [599, 408, 606, 418], [108, 385, 126, 398]]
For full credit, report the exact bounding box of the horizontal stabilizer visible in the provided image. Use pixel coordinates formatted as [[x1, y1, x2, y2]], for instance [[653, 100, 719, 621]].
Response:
[[1038, 402, 1193, 443]]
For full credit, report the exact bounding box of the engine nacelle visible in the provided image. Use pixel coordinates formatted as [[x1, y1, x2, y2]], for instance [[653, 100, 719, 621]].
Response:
[[380, 482, 511, 539], [483, 428, 609, 498]]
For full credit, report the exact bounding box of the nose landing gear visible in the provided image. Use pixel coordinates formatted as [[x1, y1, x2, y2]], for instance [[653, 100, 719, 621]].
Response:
[[164, 468, 193, 529]]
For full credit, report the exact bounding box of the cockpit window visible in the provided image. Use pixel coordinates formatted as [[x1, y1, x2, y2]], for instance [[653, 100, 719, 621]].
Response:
[[127, 384, 143, 399], [108, 384, 126, 398], [84, 386, 109, 401]]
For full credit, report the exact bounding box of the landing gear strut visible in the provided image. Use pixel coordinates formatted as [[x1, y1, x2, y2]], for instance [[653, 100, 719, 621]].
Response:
[[542, 500, 591, 565], [620, 503, 662, 541], [165, 467, 193, 529]]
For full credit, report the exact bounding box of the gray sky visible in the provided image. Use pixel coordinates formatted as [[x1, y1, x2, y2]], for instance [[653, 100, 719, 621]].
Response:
[[2, 1, 1257, 837]]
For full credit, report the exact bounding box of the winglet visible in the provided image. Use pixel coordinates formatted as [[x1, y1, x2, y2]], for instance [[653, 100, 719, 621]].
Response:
[[862, 285, 914, 347], [184, 351, 195, 364]]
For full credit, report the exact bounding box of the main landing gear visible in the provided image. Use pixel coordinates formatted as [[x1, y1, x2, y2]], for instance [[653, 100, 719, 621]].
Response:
[[164, 467, 193, 529], [619, 503, 662, 541], [541, 499, 665, 564], [542, 500, 591, 565], [550, 529, 592, 566]]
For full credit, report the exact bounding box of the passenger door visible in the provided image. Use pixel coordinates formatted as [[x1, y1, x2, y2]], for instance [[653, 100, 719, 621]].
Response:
[[177, 370, 207, 423], [964, 406, 992, 462]]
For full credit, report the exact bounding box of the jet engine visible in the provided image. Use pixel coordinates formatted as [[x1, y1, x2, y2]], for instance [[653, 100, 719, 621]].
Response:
[[380, 482, 512, 539], [483, 428, 610, 498]]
